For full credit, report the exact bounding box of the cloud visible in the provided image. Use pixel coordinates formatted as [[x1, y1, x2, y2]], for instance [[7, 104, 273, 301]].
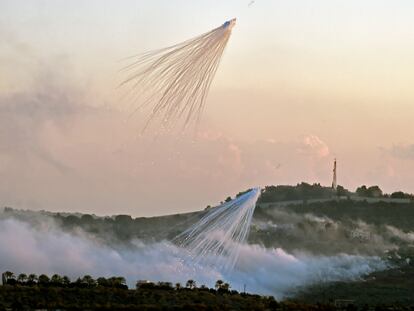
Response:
[[300, 134, 330, 158]]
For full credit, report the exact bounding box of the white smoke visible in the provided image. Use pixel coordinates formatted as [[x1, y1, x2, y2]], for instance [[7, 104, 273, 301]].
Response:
[[385, 225, 414, 243], [0, 218, 387, 298]]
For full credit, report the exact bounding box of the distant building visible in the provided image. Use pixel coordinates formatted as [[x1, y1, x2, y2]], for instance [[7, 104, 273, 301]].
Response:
[[136, 280, 154, 289], [350, 229, 371, 242]]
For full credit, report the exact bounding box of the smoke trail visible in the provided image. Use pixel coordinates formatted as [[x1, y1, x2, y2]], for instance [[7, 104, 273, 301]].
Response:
[[174, 188, 260, 271], [120, 19, 236, 131]]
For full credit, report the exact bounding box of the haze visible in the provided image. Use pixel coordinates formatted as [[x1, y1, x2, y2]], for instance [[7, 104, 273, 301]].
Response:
[[1, 0, 413, 216]]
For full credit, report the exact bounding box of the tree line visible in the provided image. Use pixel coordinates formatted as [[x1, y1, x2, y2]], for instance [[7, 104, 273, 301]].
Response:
[[137, 279, 232, 293], [2, 271, 127, 289], [2, 271, 233, 293], [258, 182, 414, 203]]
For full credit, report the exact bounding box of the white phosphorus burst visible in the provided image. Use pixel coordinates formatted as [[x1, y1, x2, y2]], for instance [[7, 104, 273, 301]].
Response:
[[120, 19, 236, 131], [174, 187, 260, 272]]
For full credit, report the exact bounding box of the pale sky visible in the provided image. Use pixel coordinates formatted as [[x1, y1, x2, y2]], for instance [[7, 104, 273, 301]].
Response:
[[1, 0, 414, 216]]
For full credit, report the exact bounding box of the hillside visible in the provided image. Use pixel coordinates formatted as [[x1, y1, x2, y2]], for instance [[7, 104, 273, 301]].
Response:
[[2, 183, 414, 253], [292, 263, 414, 306], [1, 183, 414, 306]]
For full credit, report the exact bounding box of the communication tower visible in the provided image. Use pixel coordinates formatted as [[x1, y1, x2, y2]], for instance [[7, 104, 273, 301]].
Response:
[[332, 158, 337, 191]]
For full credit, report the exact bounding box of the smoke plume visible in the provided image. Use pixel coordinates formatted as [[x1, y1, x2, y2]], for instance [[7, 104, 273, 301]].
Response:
[[0, 217, 386, 298]]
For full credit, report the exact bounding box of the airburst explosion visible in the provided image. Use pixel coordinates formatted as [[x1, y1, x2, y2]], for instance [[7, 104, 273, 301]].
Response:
[[120, 19, 236, 131]]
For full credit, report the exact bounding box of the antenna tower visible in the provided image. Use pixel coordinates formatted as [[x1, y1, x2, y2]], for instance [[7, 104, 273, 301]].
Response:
[[332, 158, 337, 191]]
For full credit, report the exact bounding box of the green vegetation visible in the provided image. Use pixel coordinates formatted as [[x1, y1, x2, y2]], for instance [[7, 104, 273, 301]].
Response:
[[1, 271, 413, 310], [293, 263, 414, 307], [1, 183, 411, 246], [0, 272, 280, 310], [258, 182, 413, 203], [2, 272, 127, 289], [390, 191, 414, 199], [258, 183, 336, 203], [355, 185, 383, 198], [282, 200, 414, 231], [250, 199, 414, 255], [2, 183, 414, 310]]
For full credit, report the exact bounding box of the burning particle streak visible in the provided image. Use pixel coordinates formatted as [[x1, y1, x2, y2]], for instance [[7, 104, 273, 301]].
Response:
[[174, 188, 260, 272], [120, 19, 236, 131]]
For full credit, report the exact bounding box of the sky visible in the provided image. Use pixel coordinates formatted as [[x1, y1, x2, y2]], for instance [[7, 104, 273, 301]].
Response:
[[1, 0, 414, 216]]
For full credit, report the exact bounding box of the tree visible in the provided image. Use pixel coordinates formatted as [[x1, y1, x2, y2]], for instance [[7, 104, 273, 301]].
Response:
[[391, 191, 410, 199], [157, 282, 173, 290], [108, 276, 127, 289], [80, 214, 94, 223], [3, 271, 15, 285], [63, 215, 80, 226], [97, 277, 109, 287], [215, 280, 230, 293], [17, 274, 27, 285], [51, 274, 63, 286], [175, 283, 182, 290], [222, 283, 231, 291], [81, 275, 96, 288], [62, 276, 71, 287], [115, 276, 127, 287], [38, 274, 50, 286], [356, 185, 383, 198], [186, 279, 196, 289], [258, 183, 334, 203], [336, 185, 348, 197], [27, 274, 38, 285], [115, 215, 133, 223], [367, 185, 383, 198], [356, 185, 368, 196], [4, 271, 15, 280]]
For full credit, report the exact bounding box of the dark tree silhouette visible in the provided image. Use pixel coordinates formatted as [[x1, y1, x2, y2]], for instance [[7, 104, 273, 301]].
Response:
[[38, 274, 50, 286], [27, 274, 38, 285], [97, 277, 108, 287], [81, 275, 96, 288], [17, 274, 27, 285], [3, 271, 16, 285], [186, 279, 196, 289], [51, 274, 63, 285], [215, 280, 224, 290], [222, 282, 231, 291]]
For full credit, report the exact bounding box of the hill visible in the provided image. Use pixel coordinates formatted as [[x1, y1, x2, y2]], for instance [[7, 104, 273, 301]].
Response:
[[1, 183, 414, 306]]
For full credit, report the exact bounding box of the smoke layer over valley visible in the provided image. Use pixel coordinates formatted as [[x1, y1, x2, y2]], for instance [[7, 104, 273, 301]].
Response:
[[0, 207, 395, 298], [251, 206, 414, 256]]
